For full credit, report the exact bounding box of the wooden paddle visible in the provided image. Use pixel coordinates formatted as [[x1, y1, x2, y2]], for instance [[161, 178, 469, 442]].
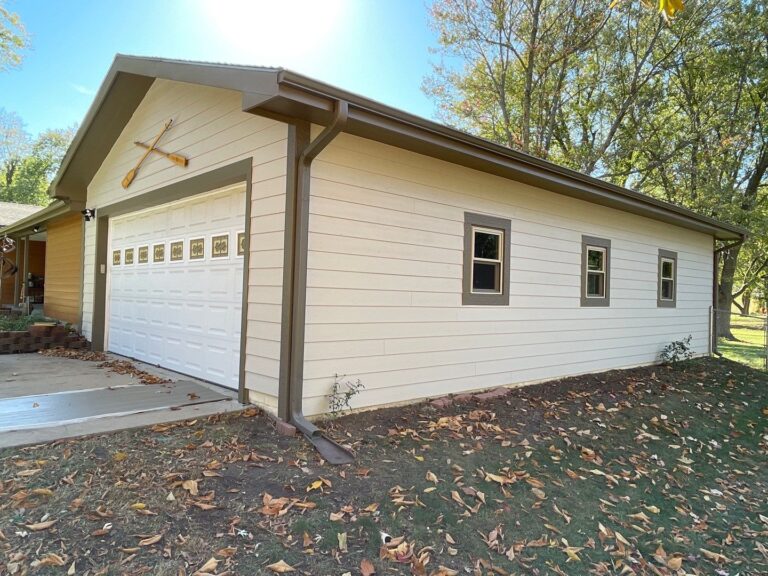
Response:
[[133, 141, 188, 167], [121, 118, 174, 189]]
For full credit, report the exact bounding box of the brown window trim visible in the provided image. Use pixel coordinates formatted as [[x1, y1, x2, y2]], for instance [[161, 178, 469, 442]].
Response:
[[462, 212, 511, 306], [657, 248, 677, 308], [581, 235, 611, 307]]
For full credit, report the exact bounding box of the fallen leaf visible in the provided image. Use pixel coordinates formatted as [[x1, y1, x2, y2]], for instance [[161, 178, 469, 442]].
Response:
[[360, 558, 376, 576], [700, 548, 729, 564], [182, 480, 199, 496], [266, 559, 295, 573], [197, 557, 218, 573], [138, 534, 163, 546], [667, 556, 683, 570], [24, 520, 57, 531]]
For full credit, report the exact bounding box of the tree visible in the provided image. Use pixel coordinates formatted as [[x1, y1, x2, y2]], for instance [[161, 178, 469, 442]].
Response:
[[424, 0, 767, 340], [0, 0, 28, 70], [0, 108, 29, 192], [0, 125, 75, 205], [424, 0, 713, 178], [624, 0, 767, 338]]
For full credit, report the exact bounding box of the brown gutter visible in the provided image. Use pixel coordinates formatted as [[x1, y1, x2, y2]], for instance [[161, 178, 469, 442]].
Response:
[[280, 100, 353, 464]]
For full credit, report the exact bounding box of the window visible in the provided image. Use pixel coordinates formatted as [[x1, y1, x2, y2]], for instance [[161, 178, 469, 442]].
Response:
[[658, 249, 677, 308], [581, 235, 610, 307], [463, 212, 511, 306]]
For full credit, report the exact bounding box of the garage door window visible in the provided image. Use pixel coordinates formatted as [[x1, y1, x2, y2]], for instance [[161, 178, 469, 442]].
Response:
[[170, 241, 183, 262], [153, 243, 165, 262], [212, 234, 229, 258], [237, 232, 245, 257], [124, 248, 134, 265], [189, 238, 204, 260], [112, 250, 120, 266], [138, 246, 149, 264]]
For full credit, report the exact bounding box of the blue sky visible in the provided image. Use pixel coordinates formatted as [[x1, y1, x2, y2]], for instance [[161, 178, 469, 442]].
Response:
[[1, 0, 443, 136]]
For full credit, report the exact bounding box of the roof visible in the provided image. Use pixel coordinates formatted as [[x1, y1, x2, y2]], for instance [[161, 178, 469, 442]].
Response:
[[0, 200, 73, 236], [50, 55, 747, 241], [0, 201, 45, 228]]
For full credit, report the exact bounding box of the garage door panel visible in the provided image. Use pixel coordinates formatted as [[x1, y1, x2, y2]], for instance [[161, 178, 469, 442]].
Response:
[[108, 185, 245, 389]]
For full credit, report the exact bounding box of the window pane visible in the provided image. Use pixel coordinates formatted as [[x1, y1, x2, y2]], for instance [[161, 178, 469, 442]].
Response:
[[661, 260, 673, 279], [661, 279, 674, 300], [587, 272, 604, 297], [474, 231, 500, 260], [473, 262, 500, 292], [587, 249, 604, 271]]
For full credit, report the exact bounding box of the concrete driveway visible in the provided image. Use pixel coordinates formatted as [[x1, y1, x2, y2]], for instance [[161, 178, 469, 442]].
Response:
[[0, 354, 244, 448]]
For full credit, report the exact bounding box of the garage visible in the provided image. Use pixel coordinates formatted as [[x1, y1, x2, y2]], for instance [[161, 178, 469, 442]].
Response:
[[107, 184, 246, 390]]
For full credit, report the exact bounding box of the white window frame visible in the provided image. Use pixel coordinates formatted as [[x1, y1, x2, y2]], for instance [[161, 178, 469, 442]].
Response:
[[585, 246, 607, 299], [470, 226, 504, 295], [659, 258, 675, 300]]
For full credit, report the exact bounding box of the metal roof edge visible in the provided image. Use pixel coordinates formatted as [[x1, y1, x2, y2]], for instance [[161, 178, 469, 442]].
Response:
[[276, 71, 746, 241]]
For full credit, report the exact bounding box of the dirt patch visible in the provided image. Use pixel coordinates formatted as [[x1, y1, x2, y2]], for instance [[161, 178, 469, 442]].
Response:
[[1, 358, 766, 575]]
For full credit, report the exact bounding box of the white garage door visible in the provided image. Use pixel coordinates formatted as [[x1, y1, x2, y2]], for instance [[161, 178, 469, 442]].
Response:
[[107, 184, 246, 389]]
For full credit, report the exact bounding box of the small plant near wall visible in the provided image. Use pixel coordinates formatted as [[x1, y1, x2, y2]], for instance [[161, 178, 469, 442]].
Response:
[[328, 374, 364, 417], [660, 335, 694, 366]]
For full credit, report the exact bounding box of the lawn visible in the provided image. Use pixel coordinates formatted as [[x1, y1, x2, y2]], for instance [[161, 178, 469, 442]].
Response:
[[1, 357, 766, 575], [719, 314, 767, 369]]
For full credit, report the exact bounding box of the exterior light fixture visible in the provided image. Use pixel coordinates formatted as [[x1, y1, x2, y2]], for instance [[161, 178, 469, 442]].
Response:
[[82, 208, 96, 221]]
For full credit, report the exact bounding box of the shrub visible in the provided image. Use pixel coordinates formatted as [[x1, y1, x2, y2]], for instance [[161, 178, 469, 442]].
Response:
[[327, 374, 364, 417], [660, 335, 694, 365]]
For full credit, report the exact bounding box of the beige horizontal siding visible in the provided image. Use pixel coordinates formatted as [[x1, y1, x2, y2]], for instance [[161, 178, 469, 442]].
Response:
[[82, 79, 287, 411], [301, 133, 714, 416]]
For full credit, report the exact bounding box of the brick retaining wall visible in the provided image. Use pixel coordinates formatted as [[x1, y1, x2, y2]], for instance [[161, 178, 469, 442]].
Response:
[[0, 328, 89, 354]]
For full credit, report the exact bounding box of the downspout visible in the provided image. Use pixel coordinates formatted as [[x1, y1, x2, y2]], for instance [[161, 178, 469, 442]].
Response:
[[283, 100, 353, 464], [712, 237, 745, 355]]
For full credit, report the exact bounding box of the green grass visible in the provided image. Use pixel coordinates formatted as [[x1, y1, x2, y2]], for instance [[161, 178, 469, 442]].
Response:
[[719, 314, 767, 369]]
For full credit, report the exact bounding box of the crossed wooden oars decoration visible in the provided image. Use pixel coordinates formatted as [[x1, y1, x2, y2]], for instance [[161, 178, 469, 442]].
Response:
[[121, 118, 188, 189]]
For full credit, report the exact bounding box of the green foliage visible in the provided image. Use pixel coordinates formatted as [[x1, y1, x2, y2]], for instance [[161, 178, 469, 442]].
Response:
[[0, 122, 75, 205], [659, 335, 694, 365], [0, 1, 27, 71], [327, 374, 365, 417], [425, 0, 767, 320], [0, 314, 39, 332]]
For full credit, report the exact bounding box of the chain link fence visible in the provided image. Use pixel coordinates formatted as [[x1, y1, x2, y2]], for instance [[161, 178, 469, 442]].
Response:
[[714, 309, 768, 369]]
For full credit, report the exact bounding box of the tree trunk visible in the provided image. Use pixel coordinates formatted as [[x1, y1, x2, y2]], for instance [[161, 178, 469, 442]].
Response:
[[741, 290, 751, 316], [717, 245, 741, 339]]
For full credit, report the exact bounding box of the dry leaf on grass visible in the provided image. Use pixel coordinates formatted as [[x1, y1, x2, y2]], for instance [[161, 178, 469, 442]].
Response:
[[266, 559, 295, 573], [138, 534, 163, 546], [196, 557, 219, 573], [24, 519, 57, 531], [360, 558, 376, 575]]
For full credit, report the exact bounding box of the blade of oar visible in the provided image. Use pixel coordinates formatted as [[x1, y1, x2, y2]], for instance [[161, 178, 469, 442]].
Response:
[[122, 118, 174, 189], [133, 141, 188, 167]]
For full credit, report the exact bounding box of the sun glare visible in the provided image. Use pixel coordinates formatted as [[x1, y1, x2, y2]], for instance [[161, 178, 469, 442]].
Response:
[[198, 0, 351, 70]]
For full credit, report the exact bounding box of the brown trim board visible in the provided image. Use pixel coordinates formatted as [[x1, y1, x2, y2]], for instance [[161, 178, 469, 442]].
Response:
[[88, 158, 253, 403], [50, 55, 745, 242]]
